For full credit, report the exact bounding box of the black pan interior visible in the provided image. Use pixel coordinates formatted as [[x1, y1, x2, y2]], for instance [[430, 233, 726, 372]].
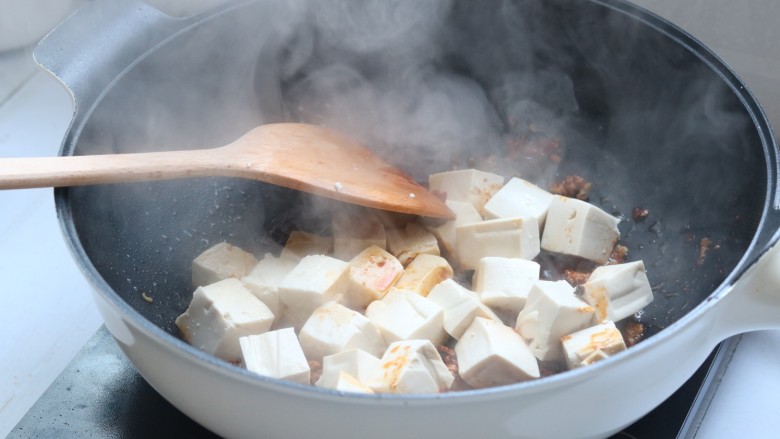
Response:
[[63, 0, 765, 344]]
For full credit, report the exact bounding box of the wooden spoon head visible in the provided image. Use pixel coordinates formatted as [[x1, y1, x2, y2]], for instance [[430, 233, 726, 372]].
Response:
[[226, 123, 455, 220]]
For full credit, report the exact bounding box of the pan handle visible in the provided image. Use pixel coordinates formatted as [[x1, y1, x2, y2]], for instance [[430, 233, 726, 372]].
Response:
[[32, 0, 195, 145], [713, 228, 780, 338]]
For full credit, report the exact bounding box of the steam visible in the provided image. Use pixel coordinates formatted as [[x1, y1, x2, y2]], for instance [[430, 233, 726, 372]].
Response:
[[285, 63, 504, 179], [274, 0, 574, 185], [308, 0, 447, 57], [70, 0, 760, 333], [259, 0, 756, 331]]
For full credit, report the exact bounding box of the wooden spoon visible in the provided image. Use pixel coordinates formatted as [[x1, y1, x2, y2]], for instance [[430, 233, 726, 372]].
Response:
[[0, 123, 454, 219]]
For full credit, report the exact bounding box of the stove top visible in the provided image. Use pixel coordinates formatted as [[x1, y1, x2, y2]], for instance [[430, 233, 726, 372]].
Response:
[[9, 326, 738, 439]]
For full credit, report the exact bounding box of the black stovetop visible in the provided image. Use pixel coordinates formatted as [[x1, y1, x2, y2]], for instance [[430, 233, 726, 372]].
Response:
[[10, 326, 738, 438]]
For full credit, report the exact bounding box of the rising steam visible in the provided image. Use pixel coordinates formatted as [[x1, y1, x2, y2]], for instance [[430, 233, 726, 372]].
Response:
[[69, 0, 760, 333]]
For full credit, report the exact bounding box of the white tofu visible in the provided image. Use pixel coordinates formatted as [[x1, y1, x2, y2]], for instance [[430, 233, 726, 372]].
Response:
[[316, 348, 381, 389], [278, 255, 350, 330], [473, 257, 540, 318], [279, 231, 332, 261], [191, 242, 258, 288], [368, 339, 454, 394], [580, 261, 654, 323], [428, 169, 505, 214], [239, 327, 310, 384], [298, 302, 386, 361], [334, 371, 375, 394], [241, 253, 297, 317], [540, 195, 620, 264], [455, 317, 540, 388], [514, 280, 595, 361], [332, 211, 386, 260], [365, 289, 447, 346], [426, 199, 483, 260], [483, 177, 555, 233], [345, 245, 404, 310], [386, 222, 441, 266], [426, 279, 501, 340], [561, 321, 626, 369], [393, 254, 454, 296], [455, 217, 540, 270], [175, 278, 274, 362]]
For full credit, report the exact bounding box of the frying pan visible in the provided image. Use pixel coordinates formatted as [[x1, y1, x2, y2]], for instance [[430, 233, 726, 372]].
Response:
[[33, 0, 780, 437]]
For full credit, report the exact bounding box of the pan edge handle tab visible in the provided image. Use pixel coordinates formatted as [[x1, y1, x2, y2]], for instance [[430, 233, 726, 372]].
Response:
[[715, 238, 780, 338], [31, 0, 189, 144]]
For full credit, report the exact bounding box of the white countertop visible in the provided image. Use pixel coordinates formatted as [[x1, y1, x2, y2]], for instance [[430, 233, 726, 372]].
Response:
[[0, 47, 104, 435], [0, 1, 779, 437]]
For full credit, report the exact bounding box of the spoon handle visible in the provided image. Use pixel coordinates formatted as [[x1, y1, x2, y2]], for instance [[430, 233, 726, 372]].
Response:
[[0, 149, 220, 189]]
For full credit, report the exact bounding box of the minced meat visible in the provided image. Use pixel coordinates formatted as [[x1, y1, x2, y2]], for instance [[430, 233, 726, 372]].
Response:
[[549, 175, 592, 200]]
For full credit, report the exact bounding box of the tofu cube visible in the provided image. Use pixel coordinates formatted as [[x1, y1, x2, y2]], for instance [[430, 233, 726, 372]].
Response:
[[332, 211, 386, 260], [426, 200, 483, 260], [473, 257, 540, 318], [455, 317, 540, 388], [176, 278, 274, 362], [368, 339, 454, 394], [541, 195, 620, 264], [346, 245, 404, 310], [316, 348, 381, 390], [483, 177, 555, 233], [191, 242, 258, 288], [514, 280, 595, 361], [580, 261, 654, 323], [428, 169, 505, 214], [365, 290, 447, 346], [456, 217, 540, 270], [279, 231, 332, 261], [241, 253, 297, 317], [333, 371, 375, 394], [239, 327, 310, 384], [298, 302, 386, 361], [278, 255, 350, 330], [393, 254, 454, 296], [561, 321, 627, 369], [386, 222, 441, 266], [427, 279, 501, 340]]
